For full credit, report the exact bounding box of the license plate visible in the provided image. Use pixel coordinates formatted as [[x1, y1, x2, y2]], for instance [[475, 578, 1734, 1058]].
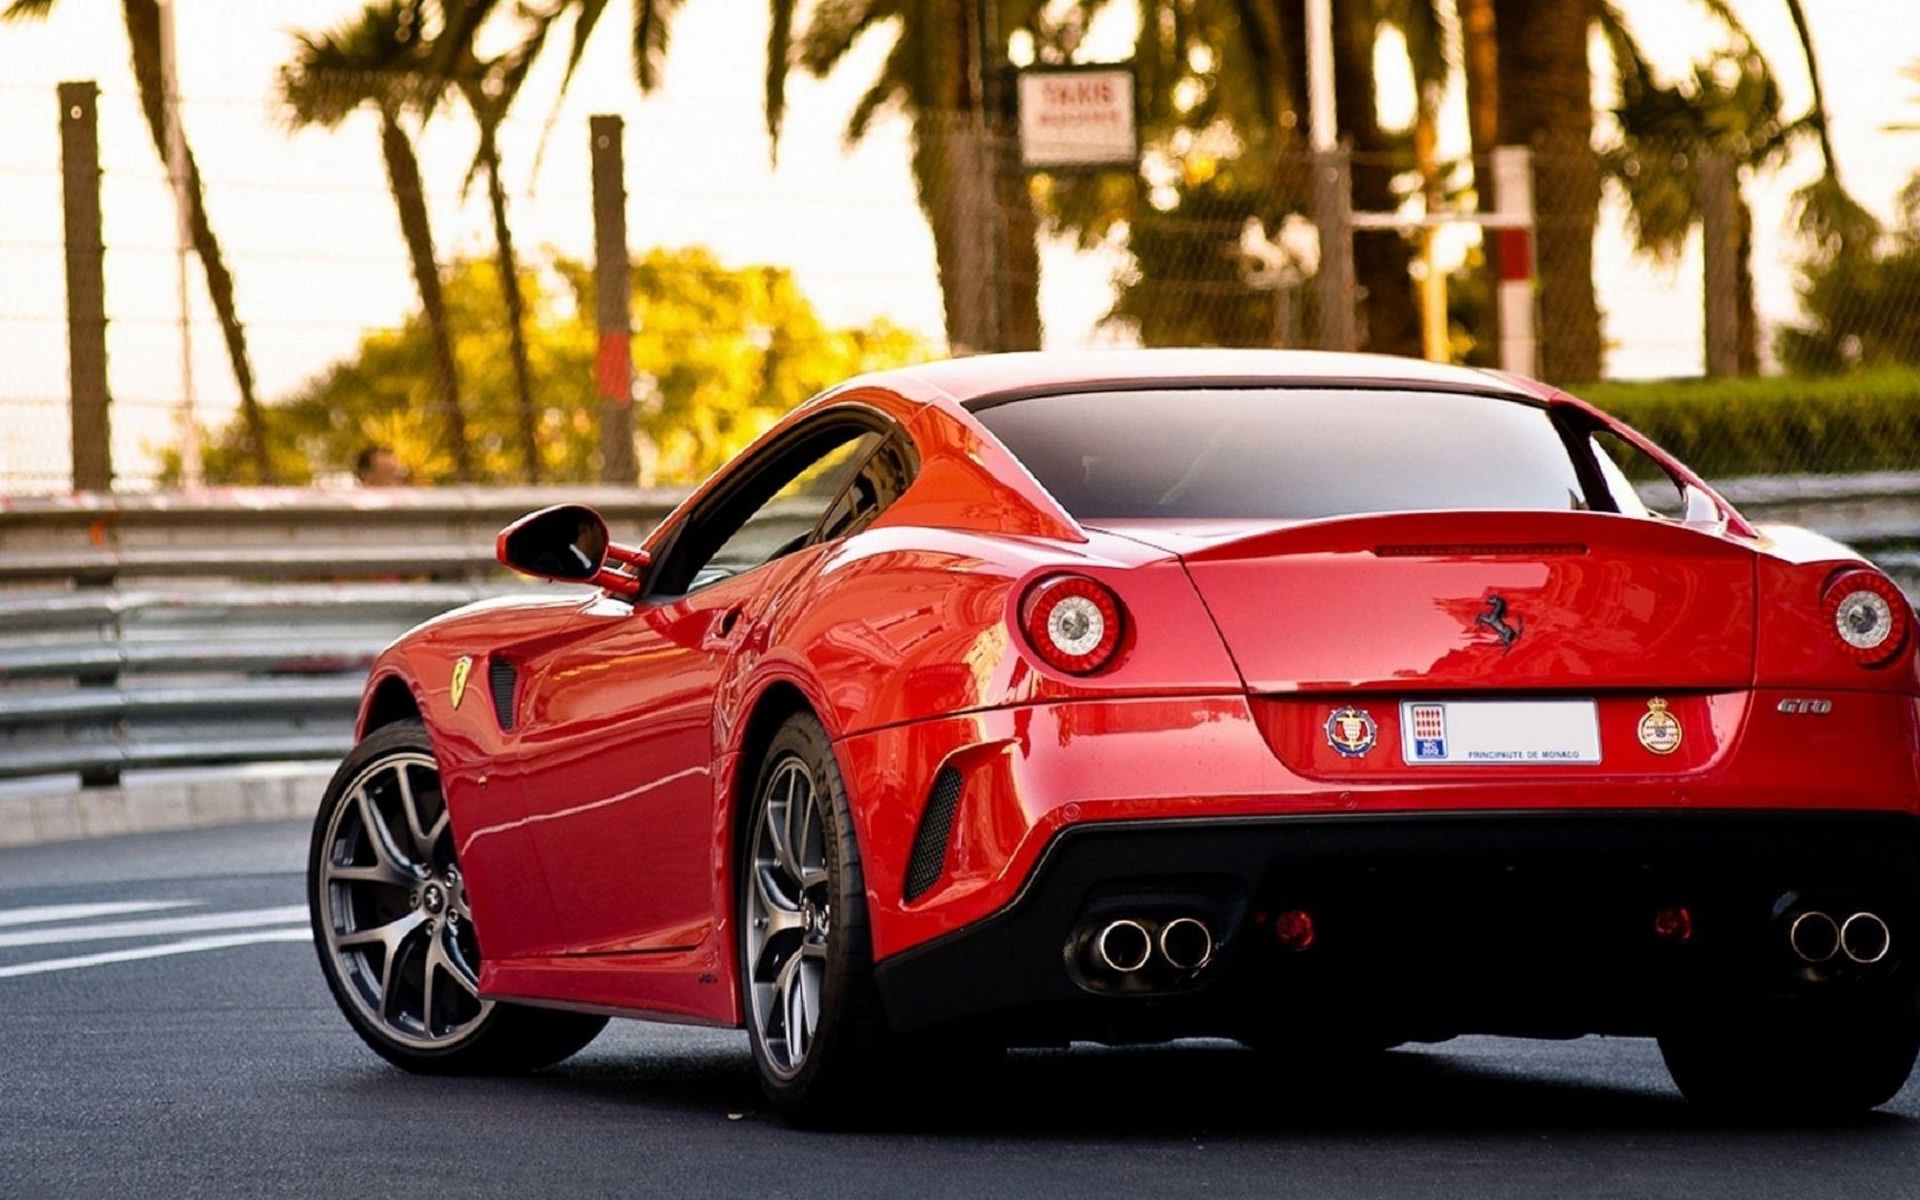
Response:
[[1400, 700, 1600, 765]]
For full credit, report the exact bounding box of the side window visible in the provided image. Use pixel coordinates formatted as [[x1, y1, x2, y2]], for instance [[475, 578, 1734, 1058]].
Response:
[[652, 427, 879, 596], [815, 434, 917, 544], [1588, 430, 1685, 520]]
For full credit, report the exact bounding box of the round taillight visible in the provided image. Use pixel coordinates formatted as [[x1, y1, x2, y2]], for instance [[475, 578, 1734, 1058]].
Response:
[[1273, 909, 1316, 951], [1823, 570, 1912, 666], [1020, 575, 1124, 675]]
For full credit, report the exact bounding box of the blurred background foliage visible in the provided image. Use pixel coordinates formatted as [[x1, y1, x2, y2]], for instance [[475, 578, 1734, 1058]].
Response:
[[189, 247, 925, 486]]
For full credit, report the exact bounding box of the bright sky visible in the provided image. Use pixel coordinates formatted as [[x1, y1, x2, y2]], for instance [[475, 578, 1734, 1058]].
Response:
[[0, 0, 1915, 488]]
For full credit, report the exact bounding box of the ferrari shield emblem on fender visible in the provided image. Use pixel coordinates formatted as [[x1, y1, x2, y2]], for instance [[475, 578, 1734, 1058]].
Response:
[[1325, 707, 1378, 758], [450, 656, 473, 710], [1637, 697, 1682, 755]]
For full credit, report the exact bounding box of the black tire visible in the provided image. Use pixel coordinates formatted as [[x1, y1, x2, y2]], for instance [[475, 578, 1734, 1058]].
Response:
[[1659, 1010, 1920, 1121], [738, 712, 889, 1125], [309, 721, 607, 1075]]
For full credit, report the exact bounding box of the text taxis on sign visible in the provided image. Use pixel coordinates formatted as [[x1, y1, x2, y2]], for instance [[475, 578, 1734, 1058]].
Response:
[[1017, 67, 1137, 170]]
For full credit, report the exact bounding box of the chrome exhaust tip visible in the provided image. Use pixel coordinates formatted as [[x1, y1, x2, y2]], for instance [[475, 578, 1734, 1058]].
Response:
[[1788, 910, 1840, 963], [1842, 912, 1892, 964], [1094, 919, 1153, 973], [1157, 917, 1214, 971]]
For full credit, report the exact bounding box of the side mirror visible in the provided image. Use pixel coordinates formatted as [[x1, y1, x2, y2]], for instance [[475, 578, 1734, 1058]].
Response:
[[496, 504, 645, 593], [1681, 484, 1726, 532]]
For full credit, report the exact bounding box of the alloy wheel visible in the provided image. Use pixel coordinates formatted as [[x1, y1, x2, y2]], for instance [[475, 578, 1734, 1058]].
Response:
[[744, 756, 831, 1079], [317, 751, 492, 1051]]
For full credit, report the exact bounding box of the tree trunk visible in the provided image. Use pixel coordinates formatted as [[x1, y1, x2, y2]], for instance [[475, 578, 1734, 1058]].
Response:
[[379, 112, 472, 481], [1459, 0, 1502, 359], [992, 136, 1042, 351], [477, 121, 541, 484], [1493, 0, 1602, 384], [1332, 0, 1421, 357], [914, 114, 996, 355], [122, 0, 272, 481], [1736, 193, 1760, 376]]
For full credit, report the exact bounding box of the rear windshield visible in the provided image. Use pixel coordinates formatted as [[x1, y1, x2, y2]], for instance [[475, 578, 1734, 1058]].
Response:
[[973, 388, 1588, 521]]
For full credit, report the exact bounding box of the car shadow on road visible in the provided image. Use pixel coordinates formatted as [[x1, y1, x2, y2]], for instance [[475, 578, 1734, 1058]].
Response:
[[514, 1034, 1919, 1138]]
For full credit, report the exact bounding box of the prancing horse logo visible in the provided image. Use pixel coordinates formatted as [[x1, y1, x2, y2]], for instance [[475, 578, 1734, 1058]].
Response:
[[1476, 595, 1524, 652]]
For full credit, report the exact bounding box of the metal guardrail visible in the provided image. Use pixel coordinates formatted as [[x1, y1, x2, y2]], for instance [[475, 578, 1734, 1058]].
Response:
[[0, 486, 683, 585], [0, 488, 675, 783], [0, 477, 1915, 785]]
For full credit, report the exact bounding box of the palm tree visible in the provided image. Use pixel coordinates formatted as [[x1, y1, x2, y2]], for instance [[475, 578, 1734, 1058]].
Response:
[[412, 0, 685, 480], [1602, 42, 1791, 376], [457, 58, 544, 483], [4, 0, 272, 480], [766, 2, 1046, 353], [279, 2, 474, 480], [1334, 0, 1422, 356], [1779, 0, 1878, 266], [1479, 0, 1603, 383]]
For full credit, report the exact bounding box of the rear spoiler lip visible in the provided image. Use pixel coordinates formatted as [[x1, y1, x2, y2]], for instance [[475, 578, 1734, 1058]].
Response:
[[1088, 509, 1756, 565]]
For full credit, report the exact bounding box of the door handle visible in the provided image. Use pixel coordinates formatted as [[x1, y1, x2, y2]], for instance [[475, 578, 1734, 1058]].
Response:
[[703, 606, 745, 649]]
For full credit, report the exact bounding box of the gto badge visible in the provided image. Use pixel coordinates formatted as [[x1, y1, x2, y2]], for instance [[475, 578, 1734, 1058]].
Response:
[[450, 656, 473, 710], [1637, 696, 1682, 755], [1326, 707, 1378, 758], [1475, 594, 1524, 652], [1777, 698, 1833, 715]]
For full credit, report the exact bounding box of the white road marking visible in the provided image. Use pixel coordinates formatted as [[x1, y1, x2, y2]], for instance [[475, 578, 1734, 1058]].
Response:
[[0, 905, 309, 950], [0, 901, 199, 928], [0, 928, 314, 978]]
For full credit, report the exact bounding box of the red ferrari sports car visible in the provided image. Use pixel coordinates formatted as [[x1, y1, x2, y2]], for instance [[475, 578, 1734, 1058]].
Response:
[[309, 350, 1920, 1122]]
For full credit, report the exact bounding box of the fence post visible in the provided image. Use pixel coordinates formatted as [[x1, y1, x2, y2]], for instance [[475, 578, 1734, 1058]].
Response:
[[590, 115, 638, 485], [1313, 145, 1356, 352], [1490, 145, 1537, 378], [1698, 154, 1742, 379], [59, 81, 111, 493]]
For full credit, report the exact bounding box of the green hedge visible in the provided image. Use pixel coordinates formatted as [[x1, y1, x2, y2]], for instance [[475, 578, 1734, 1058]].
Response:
[[1572, 369, 1920, 477]]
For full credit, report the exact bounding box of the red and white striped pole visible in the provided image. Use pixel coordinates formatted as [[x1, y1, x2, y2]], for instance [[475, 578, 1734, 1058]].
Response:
[[1491, 146, 1537, 377]]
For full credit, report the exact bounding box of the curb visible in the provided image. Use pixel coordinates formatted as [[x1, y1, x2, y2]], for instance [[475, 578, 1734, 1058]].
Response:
[[0, 762, 334, 849]]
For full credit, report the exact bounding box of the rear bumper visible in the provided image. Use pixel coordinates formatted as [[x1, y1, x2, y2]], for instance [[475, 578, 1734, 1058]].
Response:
[[872, 810, 1920, 1043], [840, 690, 1920, 962]]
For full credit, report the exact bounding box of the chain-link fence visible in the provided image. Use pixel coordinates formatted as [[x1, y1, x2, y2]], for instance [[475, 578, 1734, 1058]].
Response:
[[4, 80, 1919, 496]]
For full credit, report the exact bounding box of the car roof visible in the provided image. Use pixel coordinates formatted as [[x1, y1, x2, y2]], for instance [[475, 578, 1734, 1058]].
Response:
[[842, 349, 1545, 411]]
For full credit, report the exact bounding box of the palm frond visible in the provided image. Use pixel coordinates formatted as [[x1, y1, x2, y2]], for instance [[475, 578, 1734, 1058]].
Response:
[[555, 0, 611, 101], [279, 4, 443, 130], [1, 0, 56, 21], [797, 0, 889, 77], [765, 0, 798, 144], [633, 0, 685, 92], [845, 73, 903, 147]]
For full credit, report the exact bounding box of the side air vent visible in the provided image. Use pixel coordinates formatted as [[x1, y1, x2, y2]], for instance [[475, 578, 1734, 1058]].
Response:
[[487, 656, 518, 731], [903, 767, 964, 902]]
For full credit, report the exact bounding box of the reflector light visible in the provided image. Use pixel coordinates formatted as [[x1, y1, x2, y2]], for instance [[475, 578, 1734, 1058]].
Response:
[[1653, 905, 1694, 944], [1822, 571, 1911, 666], [1019, 575, 1124, 674], [1273, 909, 1315, 951]]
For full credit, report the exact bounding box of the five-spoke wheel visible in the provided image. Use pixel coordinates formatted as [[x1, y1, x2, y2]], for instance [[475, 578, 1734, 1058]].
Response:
[[308, 722, 607, 1074], [316, 746, 491, 1050], [738, 713, 886, 1122], [744, 757, 832, 1078]]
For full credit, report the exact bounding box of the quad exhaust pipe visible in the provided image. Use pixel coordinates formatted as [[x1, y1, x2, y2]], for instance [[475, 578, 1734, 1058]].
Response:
[[1158, 917, 1215, 971], [1788, 909, 1891, 965], [1842, 912, 1891, 964], [1094, 919, 1153, 973], [1089, 916, 1216, 975]]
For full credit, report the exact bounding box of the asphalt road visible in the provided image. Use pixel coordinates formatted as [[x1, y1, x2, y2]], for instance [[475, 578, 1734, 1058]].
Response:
[[6, 822, 1920, 1199]]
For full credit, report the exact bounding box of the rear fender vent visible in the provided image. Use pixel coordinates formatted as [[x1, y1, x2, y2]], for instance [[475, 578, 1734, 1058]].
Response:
[[903, 767, 964, 903], [487, 656, 518, 732]]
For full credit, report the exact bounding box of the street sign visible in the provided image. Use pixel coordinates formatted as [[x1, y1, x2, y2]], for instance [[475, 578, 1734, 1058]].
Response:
[[1016, 66, 1136, 171]]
